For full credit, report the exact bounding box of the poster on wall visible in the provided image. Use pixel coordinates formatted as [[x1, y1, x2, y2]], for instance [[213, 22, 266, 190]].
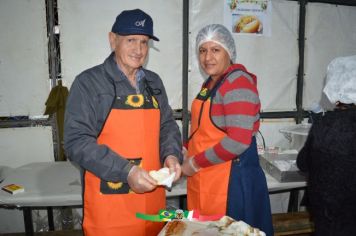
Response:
[[224, 0, 271, 36]]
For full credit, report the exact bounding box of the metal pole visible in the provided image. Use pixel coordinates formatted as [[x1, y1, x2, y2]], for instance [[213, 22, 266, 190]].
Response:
[[47, 0, 58, 88], [182, 0, 190, 143], [296, 0, 307, 123]]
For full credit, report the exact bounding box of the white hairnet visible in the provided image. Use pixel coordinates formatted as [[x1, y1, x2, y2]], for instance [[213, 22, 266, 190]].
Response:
[[196, 24, 236, 62], [323, 55, 356, 104]]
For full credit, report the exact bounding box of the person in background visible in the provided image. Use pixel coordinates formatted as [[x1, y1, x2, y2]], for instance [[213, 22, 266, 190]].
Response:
[[64, 9, 182, 236], [297, 55, 356, 236], [181, 24, 273, 236]]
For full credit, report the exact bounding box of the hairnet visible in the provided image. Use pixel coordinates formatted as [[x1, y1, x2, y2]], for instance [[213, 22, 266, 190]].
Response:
[[323, 55, 356, 104], [196, 24, 236, 62]]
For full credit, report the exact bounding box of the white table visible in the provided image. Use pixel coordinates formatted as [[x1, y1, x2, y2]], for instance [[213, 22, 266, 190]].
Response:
[[0, 162, 82, 207], [0, 162, 83, 235], [167, 172, 306, 196], [167, 168, 306, 214], [279, 123, 311, 143], [279, 123, 311, 136], [0, 161, 306, 235]]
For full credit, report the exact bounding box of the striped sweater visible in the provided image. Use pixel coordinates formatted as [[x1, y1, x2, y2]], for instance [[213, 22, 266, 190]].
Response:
[[194, 64, 261, 168]]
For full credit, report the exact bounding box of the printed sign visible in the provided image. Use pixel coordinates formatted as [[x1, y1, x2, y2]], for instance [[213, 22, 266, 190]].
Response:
[[224, 0, 271, 36]]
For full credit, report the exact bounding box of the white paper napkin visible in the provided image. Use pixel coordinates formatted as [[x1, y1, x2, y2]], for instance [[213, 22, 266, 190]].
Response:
[[149, 167, 176, 188]]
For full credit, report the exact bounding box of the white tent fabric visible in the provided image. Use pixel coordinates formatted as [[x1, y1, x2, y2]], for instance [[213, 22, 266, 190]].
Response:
[[2, 1, 356, 233], [303, 3, 356, 110], [189, 0, 300, 112], [0, 0, 49, 116], [0, 126, 54, 168], [58, 0, 183, 109], [1, 1, 356, 115]]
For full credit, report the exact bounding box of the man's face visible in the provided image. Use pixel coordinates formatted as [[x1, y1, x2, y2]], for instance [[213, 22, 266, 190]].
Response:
[[109, 33, 149, 73]]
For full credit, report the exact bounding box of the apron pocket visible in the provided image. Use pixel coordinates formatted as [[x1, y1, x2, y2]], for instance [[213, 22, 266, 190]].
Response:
[[100, 158, 142, 194]]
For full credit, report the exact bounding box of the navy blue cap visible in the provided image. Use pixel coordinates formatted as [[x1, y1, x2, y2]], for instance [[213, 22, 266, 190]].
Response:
[[111, 9, 159, 41]]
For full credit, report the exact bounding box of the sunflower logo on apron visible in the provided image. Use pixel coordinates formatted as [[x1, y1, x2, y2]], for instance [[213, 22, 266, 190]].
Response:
[[125, 95, 144, 108], [101, 158, 142, 194]]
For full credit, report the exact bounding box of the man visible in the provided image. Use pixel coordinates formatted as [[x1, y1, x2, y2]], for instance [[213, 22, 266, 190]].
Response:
[[64, 9, 182, 236]]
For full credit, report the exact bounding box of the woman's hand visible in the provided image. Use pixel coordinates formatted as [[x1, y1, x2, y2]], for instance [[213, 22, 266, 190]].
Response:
[[182, 157, 201, 176]]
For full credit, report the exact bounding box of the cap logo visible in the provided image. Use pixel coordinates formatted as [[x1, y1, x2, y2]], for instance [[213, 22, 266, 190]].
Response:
[[135, 19, 146, 27]]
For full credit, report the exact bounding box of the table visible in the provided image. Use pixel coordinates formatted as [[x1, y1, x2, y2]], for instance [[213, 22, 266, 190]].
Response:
[[167, 169, 306, 212], [0, 162, 82, 235], [0, 161, 306, 235], [279, 123, 311, 136], [0, 162, 82, 207], [279, 123, 311, 143]]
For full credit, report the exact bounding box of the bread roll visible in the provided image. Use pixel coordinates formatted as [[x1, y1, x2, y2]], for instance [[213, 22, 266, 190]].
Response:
[[165, 220, 187, 236], [149, 167, 170, 183], [235, 15, 260, 33]]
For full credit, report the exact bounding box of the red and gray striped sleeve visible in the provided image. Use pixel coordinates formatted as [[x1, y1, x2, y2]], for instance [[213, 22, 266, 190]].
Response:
[[194, 69, 261, 168]]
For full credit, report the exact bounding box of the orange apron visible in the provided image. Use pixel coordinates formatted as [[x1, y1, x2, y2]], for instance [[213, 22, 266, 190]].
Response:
[[83, 93, 164, 236], [187, 88, 231, 215]]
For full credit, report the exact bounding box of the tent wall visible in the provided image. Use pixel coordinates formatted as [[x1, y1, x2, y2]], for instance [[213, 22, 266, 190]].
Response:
[[303, 3, 356, 109], [189, 0, 300, 112], [1, 0, 356, 119], [0, 127, 54, 168], [0, 0, 49, 117], [1, 0, 356, 233], [58, 0, 183, 109]]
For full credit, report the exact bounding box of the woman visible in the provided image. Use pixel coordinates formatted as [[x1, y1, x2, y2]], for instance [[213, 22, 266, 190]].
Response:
[[182, 24, 273, 236], [297, 55, 356, 236]]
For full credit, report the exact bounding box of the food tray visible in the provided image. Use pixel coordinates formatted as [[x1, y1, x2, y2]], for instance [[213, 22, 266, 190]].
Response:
[[259, 153, 306, 182], [158, 220, 209, 236]]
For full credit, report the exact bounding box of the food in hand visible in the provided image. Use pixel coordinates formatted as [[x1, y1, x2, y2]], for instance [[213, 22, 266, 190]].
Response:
[[149, 167, 170, 183]]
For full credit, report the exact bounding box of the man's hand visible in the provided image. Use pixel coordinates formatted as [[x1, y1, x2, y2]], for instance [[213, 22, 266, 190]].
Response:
[[182, 157, 200, 176], [163, 155, 182, 182], [127, 166, 157, 193]]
